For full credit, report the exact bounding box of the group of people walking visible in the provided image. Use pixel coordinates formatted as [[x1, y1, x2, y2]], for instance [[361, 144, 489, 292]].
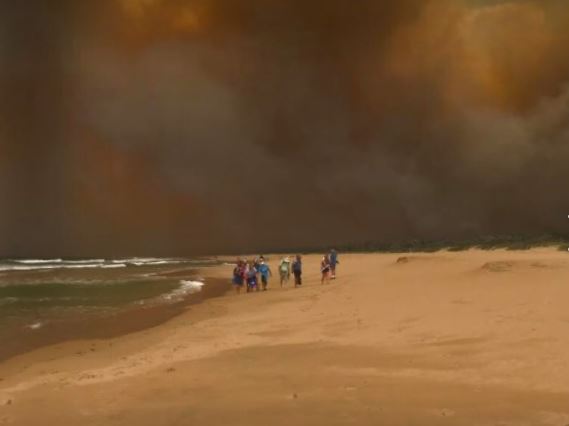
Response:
[[231, 249, 339, 294]]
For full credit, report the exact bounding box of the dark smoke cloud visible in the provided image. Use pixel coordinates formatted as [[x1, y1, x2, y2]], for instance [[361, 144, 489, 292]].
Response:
[[0, 1, 77, 255], [1, 0, 569, 257]]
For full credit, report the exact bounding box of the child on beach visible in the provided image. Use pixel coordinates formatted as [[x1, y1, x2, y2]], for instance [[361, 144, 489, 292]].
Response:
[[246, 262, 258, 293], [292, 255, 302, 287], [279, 256, 291, 287], [257, 257, 272, 291], [321, 254, 331, 285]]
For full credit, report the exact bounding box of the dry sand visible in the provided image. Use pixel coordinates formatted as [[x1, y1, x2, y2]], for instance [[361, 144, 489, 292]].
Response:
[[1, 248, 569, 425]]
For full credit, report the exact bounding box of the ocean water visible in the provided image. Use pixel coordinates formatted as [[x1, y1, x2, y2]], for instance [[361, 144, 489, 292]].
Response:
[[0, 257, 222, 361]]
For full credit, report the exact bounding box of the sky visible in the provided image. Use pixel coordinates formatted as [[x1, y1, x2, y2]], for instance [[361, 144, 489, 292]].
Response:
[[1, 0, 569, 257]]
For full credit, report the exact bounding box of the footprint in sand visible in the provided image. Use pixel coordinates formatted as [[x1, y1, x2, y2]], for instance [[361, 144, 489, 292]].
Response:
[[78, 373, 98, 381], [440, 409, 455, 417], [451, 299, 472, 305], [481, 261, 514, 272]]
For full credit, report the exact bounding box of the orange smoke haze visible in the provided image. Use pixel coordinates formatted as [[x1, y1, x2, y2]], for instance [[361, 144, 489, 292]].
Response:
[[1, 0, 569, 256]]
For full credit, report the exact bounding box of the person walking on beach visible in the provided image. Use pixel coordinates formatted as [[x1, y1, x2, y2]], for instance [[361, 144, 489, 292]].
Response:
[[246, 261, 259, 293], [292, 255, 302, 288], [321, 254, 331, 285], [232, 260, 245, 294], [329, 249, 339, 279], [279, 256, 291, 287], [253, 256, 264, 291], [257, 257, 272, 291]]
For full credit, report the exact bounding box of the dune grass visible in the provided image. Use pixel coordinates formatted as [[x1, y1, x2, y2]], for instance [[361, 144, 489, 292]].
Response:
[[336, 234, 569, 254], [260, 234, 569, 256]]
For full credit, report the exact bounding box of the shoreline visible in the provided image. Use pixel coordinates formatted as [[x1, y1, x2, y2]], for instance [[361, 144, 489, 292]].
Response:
[[0, 273, 230, 363]]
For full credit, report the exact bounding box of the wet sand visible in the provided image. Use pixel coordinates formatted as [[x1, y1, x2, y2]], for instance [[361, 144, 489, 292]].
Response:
[[2, 249, 569, 425], [0, 277, 229, 363]]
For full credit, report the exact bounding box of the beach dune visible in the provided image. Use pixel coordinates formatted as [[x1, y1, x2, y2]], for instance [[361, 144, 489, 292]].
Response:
[[1, 249, 569, 425]]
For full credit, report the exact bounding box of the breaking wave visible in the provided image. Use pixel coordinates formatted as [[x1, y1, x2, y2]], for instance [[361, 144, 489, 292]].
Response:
[[162, 280, 205, 302], [0, 257, 193, 272]]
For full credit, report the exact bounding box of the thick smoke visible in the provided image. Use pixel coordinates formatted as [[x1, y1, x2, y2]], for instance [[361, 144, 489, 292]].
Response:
[[1, 0, 569, 256]]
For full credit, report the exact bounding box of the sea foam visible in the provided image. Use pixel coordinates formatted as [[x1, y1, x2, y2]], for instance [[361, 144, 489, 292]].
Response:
[[26, 322, 44, 330], [162, 280, 204, 301], [15, 259, 63, 264]]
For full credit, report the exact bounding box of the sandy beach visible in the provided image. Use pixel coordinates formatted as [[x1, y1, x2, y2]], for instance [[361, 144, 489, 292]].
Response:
[[1, 248, 569, 425]]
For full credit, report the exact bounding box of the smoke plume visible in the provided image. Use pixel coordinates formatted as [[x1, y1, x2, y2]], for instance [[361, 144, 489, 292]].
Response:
[[1, 0, 569, 256]]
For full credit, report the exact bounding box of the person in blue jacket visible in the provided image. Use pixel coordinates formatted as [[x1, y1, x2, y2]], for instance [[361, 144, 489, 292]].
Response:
[[257, 256, 272, 291], [329, 249, 339, 279]]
